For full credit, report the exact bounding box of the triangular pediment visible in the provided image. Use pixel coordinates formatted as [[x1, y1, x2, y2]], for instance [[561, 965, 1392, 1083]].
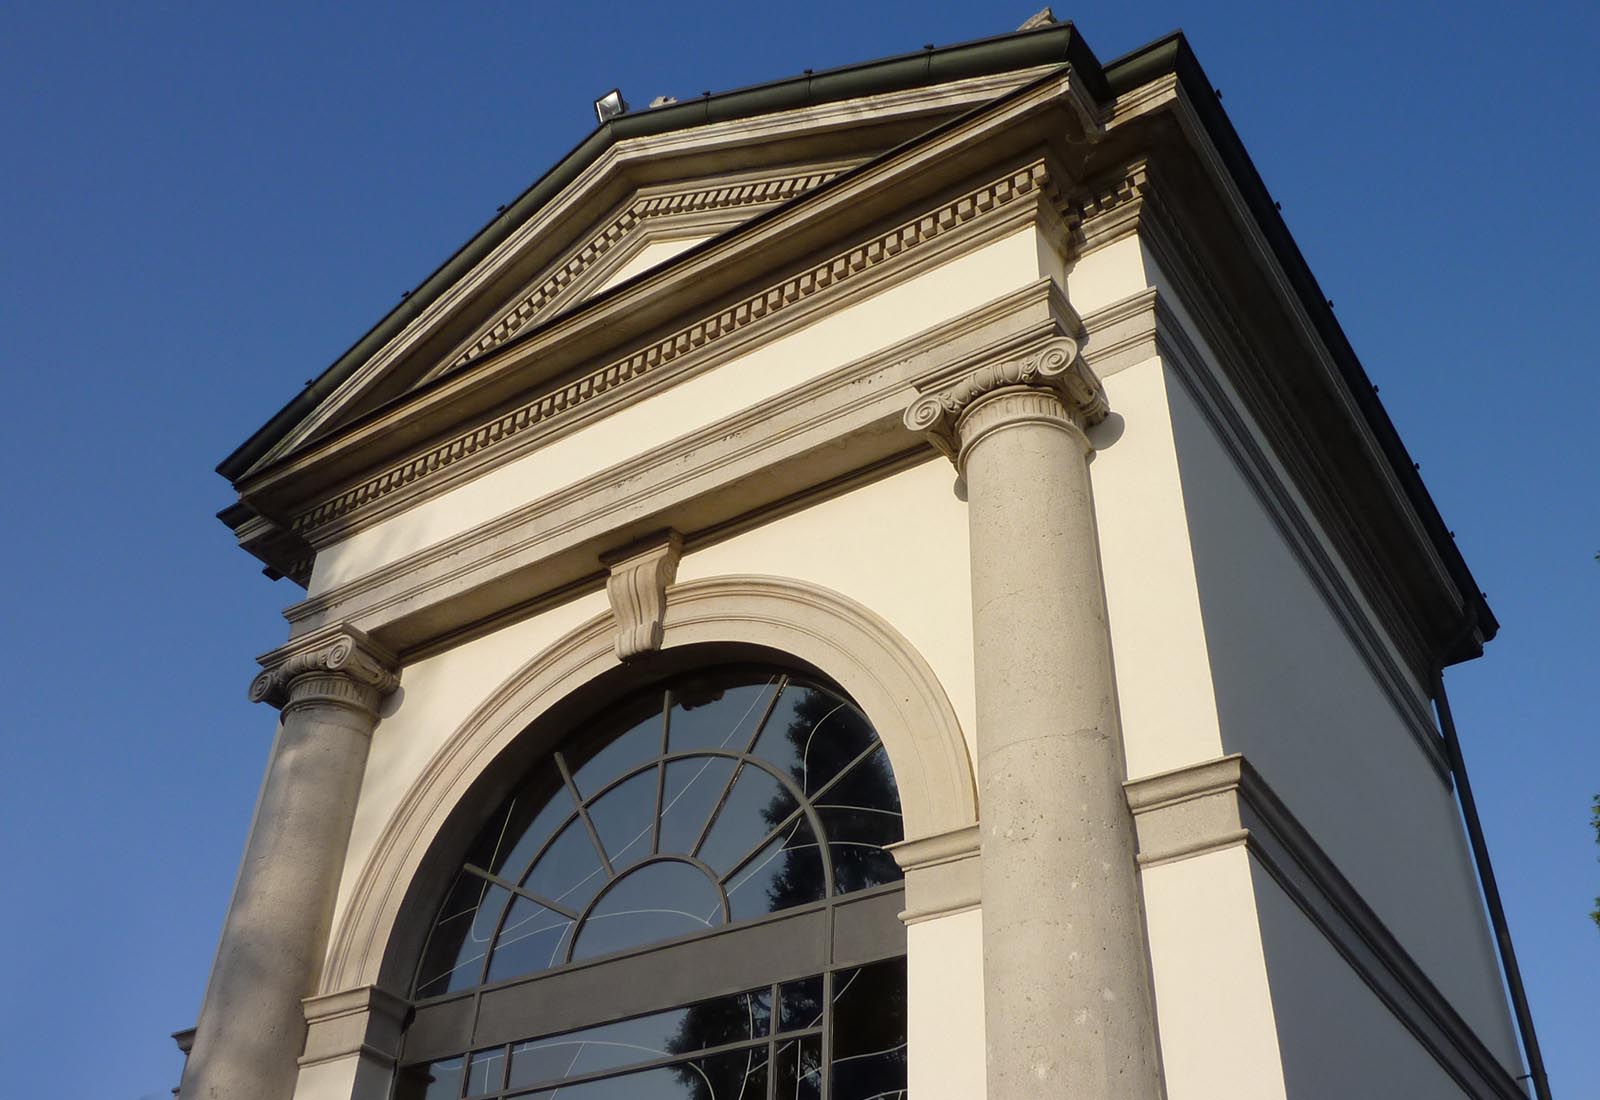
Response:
[[227, 42, 1086, 479], [425, 163, 856, 384]]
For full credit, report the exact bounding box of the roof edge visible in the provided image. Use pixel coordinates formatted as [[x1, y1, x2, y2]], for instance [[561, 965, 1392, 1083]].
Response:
[[217, 21, 1107, 482], [1103, 32, 1497, 658]]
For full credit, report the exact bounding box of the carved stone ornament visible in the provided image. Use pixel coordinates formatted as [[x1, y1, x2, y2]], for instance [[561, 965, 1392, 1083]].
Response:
[[602, 531, 683, 661], [902, 335, 1108, 463], [248, 625, 401, 711]]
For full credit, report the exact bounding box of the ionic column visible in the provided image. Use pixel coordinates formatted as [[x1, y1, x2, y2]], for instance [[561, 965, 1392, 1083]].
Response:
[[905, 337, 1164, 1099], [180, 626, 400, 1100]]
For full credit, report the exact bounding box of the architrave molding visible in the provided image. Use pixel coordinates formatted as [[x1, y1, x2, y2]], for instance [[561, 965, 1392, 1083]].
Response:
[[602, 530, 682, 661], [1126, 755, 1525, 1100], [320, 574, 975, 995]]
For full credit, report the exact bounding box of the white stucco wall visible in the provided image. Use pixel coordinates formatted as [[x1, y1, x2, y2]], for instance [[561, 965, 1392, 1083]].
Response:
[[1251, 862, 1490, 1099], [1161, 327, 1522, 1068], [1142, 847, 1287, 1100]]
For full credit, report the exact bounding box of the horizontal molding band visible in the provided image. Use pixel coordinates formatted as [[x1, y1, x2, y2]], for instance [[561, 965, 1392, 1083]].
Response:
[[284, 279, 1075, 654], [1126, 754, 1525, 1100]]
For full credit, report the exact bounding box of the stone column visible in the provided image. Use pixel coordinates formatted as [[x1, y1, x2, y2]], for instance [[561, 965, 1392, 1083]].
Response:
[[905, 336, 1164, 1099], [179, 625, 400, 1100]]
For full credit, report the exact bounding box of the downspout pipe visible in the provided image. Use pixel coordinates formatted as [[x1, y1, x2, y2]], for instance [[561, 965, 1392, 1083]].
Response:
[[1433, 621, 1553, 1100]]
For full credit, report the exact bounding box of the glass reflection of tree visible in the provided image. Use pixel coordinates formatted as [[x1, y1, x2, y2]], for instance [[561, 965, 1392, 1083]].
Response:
[[665, 687, 903, 1098]]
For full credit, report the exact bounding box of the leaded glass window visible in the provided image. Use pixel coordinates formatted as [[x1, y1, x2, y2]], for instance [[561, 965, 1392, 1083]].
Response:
[[398, 666, 909, 1100]]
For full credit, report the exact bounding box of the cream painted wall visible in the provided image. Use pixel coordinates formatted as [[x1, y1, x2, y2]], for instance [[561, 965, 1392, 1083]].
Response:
[[590, 234, 714, 295], [675, 458, 976, 762], [1141, 847, 1287, 1100], [308, 225, 1044, 592], [907, 909, 986, 1099], [1164, 354, 1523, 1068], [1251, 863, 1490, 1099], [1089, 355, 1226, 779]]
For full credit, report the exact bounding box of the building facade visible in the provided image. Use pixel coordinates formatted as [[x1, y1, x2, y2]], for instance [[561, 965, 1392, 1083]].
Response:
[[186, 18, 1536, 1100]]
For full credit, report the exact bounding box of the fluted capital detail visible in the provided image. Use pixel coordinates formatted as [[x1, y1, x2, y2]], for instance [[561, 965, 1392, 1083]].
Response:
[[903, 336, 1108, 464], [249, 625, 401, 713]]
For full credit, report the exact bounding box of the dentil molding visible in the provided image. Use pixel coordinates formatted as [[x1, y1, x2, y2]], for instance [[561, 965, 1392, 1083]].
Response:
[[602, 530, 683, 661], [903, 334, 1109, 463], [249, 624, 401, 712]]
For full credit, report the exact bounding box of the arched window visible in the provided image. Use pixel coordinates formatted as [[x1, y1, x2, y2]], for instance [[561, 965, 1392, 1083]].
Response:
[[396, 665, 908, 1100]]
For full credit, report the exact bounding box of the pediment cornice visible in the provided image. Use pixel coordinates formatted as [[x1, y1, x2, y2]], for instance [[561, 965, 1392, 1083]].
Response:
[[251, 64, 1074, 472], [229, 68, 1101, 531]]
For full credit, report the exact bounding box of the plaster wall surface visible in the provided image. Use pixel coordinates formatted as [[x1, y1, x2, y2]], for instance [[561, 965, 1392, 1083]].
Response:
[[1163, 353, 1521, 1066], [1141, 847, 1286, 1100], [1251, 862, 1489, 1099], [1089, 354, 1226, 778], [591, 234, 714, 295], [308, 226, 1043, 593]]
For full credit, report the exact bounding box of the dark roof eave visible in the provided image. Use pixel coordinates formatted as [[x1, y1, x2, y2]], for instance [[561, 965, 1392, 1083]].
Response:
[[1103, 33, 1498, 659], [216, 21, 1106, 483]]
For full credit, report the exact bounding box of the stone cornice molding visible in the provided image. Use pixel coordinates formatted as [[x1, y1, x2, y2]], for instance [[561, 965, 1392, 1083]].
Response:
[[602, 530, 682, 661], [888, 823, 982, 924], [249, 625, 401, 714], [903, 335, 1108, 464], [1125, 754, 1527, 1100], [285, 162, 1060, 544], [446, 168, 851, 373], [283, 279, 1067, 651]]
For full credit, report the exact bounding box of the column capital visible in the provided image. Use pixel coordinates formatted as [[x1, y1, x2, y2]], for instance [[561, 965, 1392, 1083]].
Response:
[[248, 624, 401, 714], [903, 336, 1108, 464]]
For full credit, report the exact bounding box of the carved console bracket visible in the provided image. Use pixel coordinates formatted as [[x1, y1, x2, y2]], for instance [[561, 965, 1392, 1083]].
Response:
[[249, 624, 401, 713], [902, 335, 1109, 464], [602, 530, 683, 661]]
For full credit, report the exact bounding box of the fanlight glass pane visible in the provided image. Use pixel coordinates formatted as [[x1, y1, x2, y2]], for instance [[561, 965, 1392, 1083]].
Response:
[[667, 677, 781, 753], [657, 756, 738, 855], [413, 667, 904, 999], [570, 860, 726, 961], [415, 874, 511, 998]]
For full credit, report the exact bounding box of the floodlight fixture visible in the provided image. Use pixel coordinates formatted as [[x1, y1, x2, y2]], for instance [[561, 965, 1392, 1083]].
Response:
[[593, 89, 628, 123]]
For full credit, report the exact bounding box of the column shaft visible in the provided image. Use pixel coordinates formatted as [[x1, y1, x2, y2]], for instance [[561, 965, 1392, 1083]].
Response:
[[963, 390, 1162, 1097], [181, 630, 398, 1100], [905, 336, 1164, 1099]]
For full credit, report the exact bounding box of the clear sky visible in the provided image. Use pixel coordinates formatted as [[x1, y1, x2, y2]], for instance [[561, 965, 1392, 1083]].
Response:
[[1, 2, 1594, 1097]]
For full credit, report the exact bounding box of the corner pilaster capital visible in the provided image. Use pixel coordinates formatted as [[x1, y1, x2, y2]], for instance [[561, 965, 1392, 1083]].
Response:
[[248, 624, 401, 714], [602, 530, 683, 662], [902, 335, 1108, 465]]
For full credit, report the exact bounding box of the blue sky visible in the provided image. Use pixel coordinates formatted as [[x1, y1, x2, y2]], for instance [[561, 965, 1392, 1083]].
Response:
[[1, 3, 1594, 1097]]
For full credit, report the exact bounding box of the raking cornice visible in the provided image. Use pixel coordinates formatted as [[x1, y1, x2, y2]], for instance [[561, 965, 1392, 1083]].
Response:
[[288, 161, 1064, 542], [444, 168, 851, 373]]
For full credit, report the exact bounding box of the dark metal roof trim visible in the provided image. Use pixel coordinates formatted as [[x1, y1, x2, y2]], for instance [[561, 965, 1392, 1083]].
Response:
[[216, 21, 1105, 482], [1103, 32, 1497, 655]]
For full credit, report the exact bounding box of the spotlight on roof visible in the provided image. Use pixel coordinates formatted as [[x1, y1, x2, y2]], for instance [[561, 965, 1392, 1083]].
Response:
[[593, 89, 628, 123]]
